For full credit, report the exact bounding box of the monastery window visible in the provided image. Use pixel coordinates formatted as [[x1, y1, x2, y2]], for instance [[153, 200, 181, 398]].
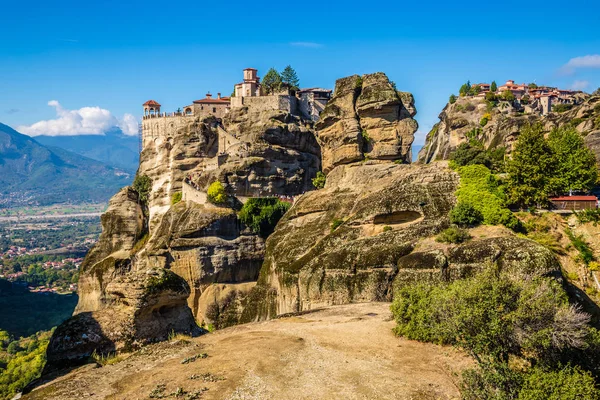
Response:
[[213, 107, 216, 113]]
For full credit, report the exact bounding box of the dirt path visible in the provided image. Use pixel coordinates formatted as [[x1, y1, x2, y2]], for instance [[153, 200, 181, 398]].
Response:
[[26, 303, 470, 400]]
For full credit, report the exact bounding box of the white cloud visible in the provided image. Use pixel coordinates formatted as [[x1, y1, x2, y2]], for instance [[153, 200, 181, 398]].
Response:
[[17, 101, 139, 137], [290, 41, 324, 48], [570, 80, 590, 91], [560, 54, 600, 75]]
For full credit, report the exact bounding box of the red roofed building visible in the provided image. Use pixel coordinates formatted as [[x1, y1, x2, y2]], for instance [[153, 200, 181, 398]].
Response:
[[549, 195, 598, 211], [143, 100, 161, 116], [184, 93, 231, 118]]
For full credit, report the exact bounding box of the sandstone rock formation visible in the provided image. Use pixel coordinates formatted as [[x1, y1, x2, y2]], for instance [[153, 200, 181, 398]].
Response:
[[246, 162, 561, 317], [316, 73, 417, 173], [417, 94, 600, 164]]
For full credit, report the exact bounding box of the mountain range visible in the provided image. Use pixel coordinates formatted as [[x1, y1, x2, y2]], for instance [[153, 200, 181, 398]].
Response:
[[35, 128, 140, 173], [0, 123, 133, 206]]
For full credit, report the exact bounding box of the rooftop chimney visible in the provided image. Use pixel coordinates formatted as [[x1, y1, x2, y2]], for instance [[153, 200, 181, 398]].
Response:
[[217, 93, 221, 99], [206, 93, 212, 99]]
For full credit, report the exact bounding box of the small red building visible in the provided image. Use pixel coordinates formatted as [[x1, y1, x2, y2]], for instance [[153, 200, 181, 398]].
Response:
[[549, 195, 598, 211]]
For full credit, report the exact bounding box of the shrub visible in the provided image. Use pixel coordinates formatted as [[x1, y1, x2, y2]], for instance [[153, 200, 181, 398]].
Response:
[[565, 229, 595, 265], [552, 103, 574, 113], [331, 218, 344, 232], [501, 90, 515, 102], [132, 174, 152, 203], [449, 94, 457, 104], [480, 113, 491, 127], [436, 226, 471, 244], [207, 181, 227, 204], [383, 225, 392, 232], [312, 171, 326, 189], [450, 202, 483, 227], [518, 365, 600, 400], [171, 192, 182, 205], [238, 198, 291, 237]]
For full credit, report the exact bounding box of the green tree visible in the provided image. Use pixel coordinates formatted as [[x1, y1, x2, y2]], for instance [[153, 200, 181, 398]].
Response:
[[238, 198, 291, 237], [449, 94, 457, 104], [548, 127, 598, 194], [261, 67, 282, 95], [490, 81, 498, 92], [132, 174, 152, 203], [281, 65, 300, 91], [207, 181, 227, 204], [450, 202, 484, 227], [528, 82, 538, 89], [459, 81, 471, 97], [506, 125, 556, 208], [501, 90, 516, 101]]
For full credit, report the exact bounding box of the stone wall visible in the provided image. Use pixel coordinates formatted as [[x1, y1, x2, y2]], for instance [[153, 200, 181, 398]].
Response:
[[230, 95, 298, 114], [141, 115, 195, 148], [182, 181, 207, 204]]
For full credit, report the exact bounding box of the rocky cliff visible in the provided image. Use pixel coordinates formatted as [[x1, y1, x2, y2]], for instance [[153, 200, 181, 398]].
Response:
[[315, 73, 417, 173], [417, 94, 600, 163]]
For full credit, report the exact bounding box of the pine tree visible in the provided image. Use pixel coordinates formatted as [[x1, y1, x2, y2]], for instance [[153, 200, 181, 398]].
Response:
[[548, 127, 598, 194], [262, 68, 282, 95], [506, 124, 557, 208], [281, 65, 300, 91], [490, 81, 498, 92]]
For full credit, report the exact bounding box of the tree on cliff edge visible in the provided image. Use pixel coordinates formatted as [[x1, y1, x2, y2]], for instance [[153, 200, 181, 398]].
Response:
[[281, 65, 300, 91], [262, 68, 282, 95]]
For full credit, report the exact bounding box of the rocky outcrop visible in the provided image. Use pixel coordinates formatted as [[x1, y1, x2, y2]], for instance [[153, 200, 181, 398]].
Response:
[[316, 73, 417, 173], [252, 162, 458, 315], [417, 94, 600, 164]]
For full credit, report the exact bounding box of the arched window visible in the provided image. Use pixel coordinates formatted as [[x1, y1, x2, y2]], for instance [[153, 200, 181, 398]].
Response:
[[185, 108, 192, 115]]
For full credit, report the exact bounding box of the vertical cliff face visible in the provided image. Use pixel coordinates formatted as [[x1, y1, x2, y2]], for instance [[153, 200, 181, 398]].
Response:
[[315, 72, 417, 173]]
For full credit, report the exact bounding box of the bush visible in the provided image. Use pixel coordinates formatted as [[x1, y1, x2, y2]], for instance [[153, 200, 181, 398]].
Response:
[[383, 225, 392, 232], [238, 198, 291, 237], [449, 94, 457, 104], [480, 113, 491, 127], [552, 103, 574, 113], [132, 174, 152, 203], [565, 229, 595, 265], [207, 181, 227, 204], [518, 365, 600, 400], [450, 202, 483, 227], [501, 90, 515, 102], [456, 165, 519, 229], [436, 226, 471, 244], [312, 171, 326, 189], [331, 218, 344, 232], [171, 192, 182, 205]]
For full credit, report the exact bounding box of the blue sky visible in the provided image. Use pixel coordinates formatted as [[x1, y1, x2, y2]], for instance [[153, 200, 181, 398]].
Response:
[[2, 0, 600, 145]]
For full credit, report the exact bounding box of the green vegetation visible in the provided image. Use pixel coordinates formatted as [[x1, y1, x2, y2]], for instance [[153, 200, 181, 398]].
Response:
[[171, 192, 182, 205], [506, 125, 598, 208], [391, 269, 600, 399], [459, 81, 480, 97], [207, 181, 227, 204], [0, 329, 52, 400], [331, 218, 344, 232], [490, 81, 498, 92], [552, 103, 574, 113], [281, 65, 300, 91], [565, 229, 595, 266], [311, 171, 326, 189], [449, 94, 457, 104], [575, 208, 600, 225], [383, 225, 393, 232], [449, 202, 483, 227], [454, 164, 520, 229], [361, 129, 371, 143], [501, 90, 515, 101], [262, 68, 282, 95], [450, 141, 505, 172], [238, 198, 291, 237], [132, 174, 152, 203], [479, 113, 491, 127], [435, 226, 471, 244]]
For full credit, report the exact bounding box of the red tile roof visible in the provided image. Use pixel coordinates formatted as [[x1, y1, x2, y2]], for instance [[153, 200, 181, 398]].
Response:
[[550, 196, 598, 201], [143, 100, 161, 106], [193, 97, 231, 104]]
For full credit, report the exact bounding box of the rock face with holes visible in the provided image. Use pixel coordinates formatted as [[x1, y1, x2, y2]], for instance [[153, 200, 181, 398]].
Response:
[[249, 162, 460, 316], [315, 72, 417, 173]]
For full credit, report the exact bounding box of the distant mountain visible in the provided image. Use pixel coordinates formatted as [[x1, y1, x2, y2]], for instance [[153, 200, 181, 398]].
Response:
[[0, 123, 132, 206], [35, 128, 140, 172]]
